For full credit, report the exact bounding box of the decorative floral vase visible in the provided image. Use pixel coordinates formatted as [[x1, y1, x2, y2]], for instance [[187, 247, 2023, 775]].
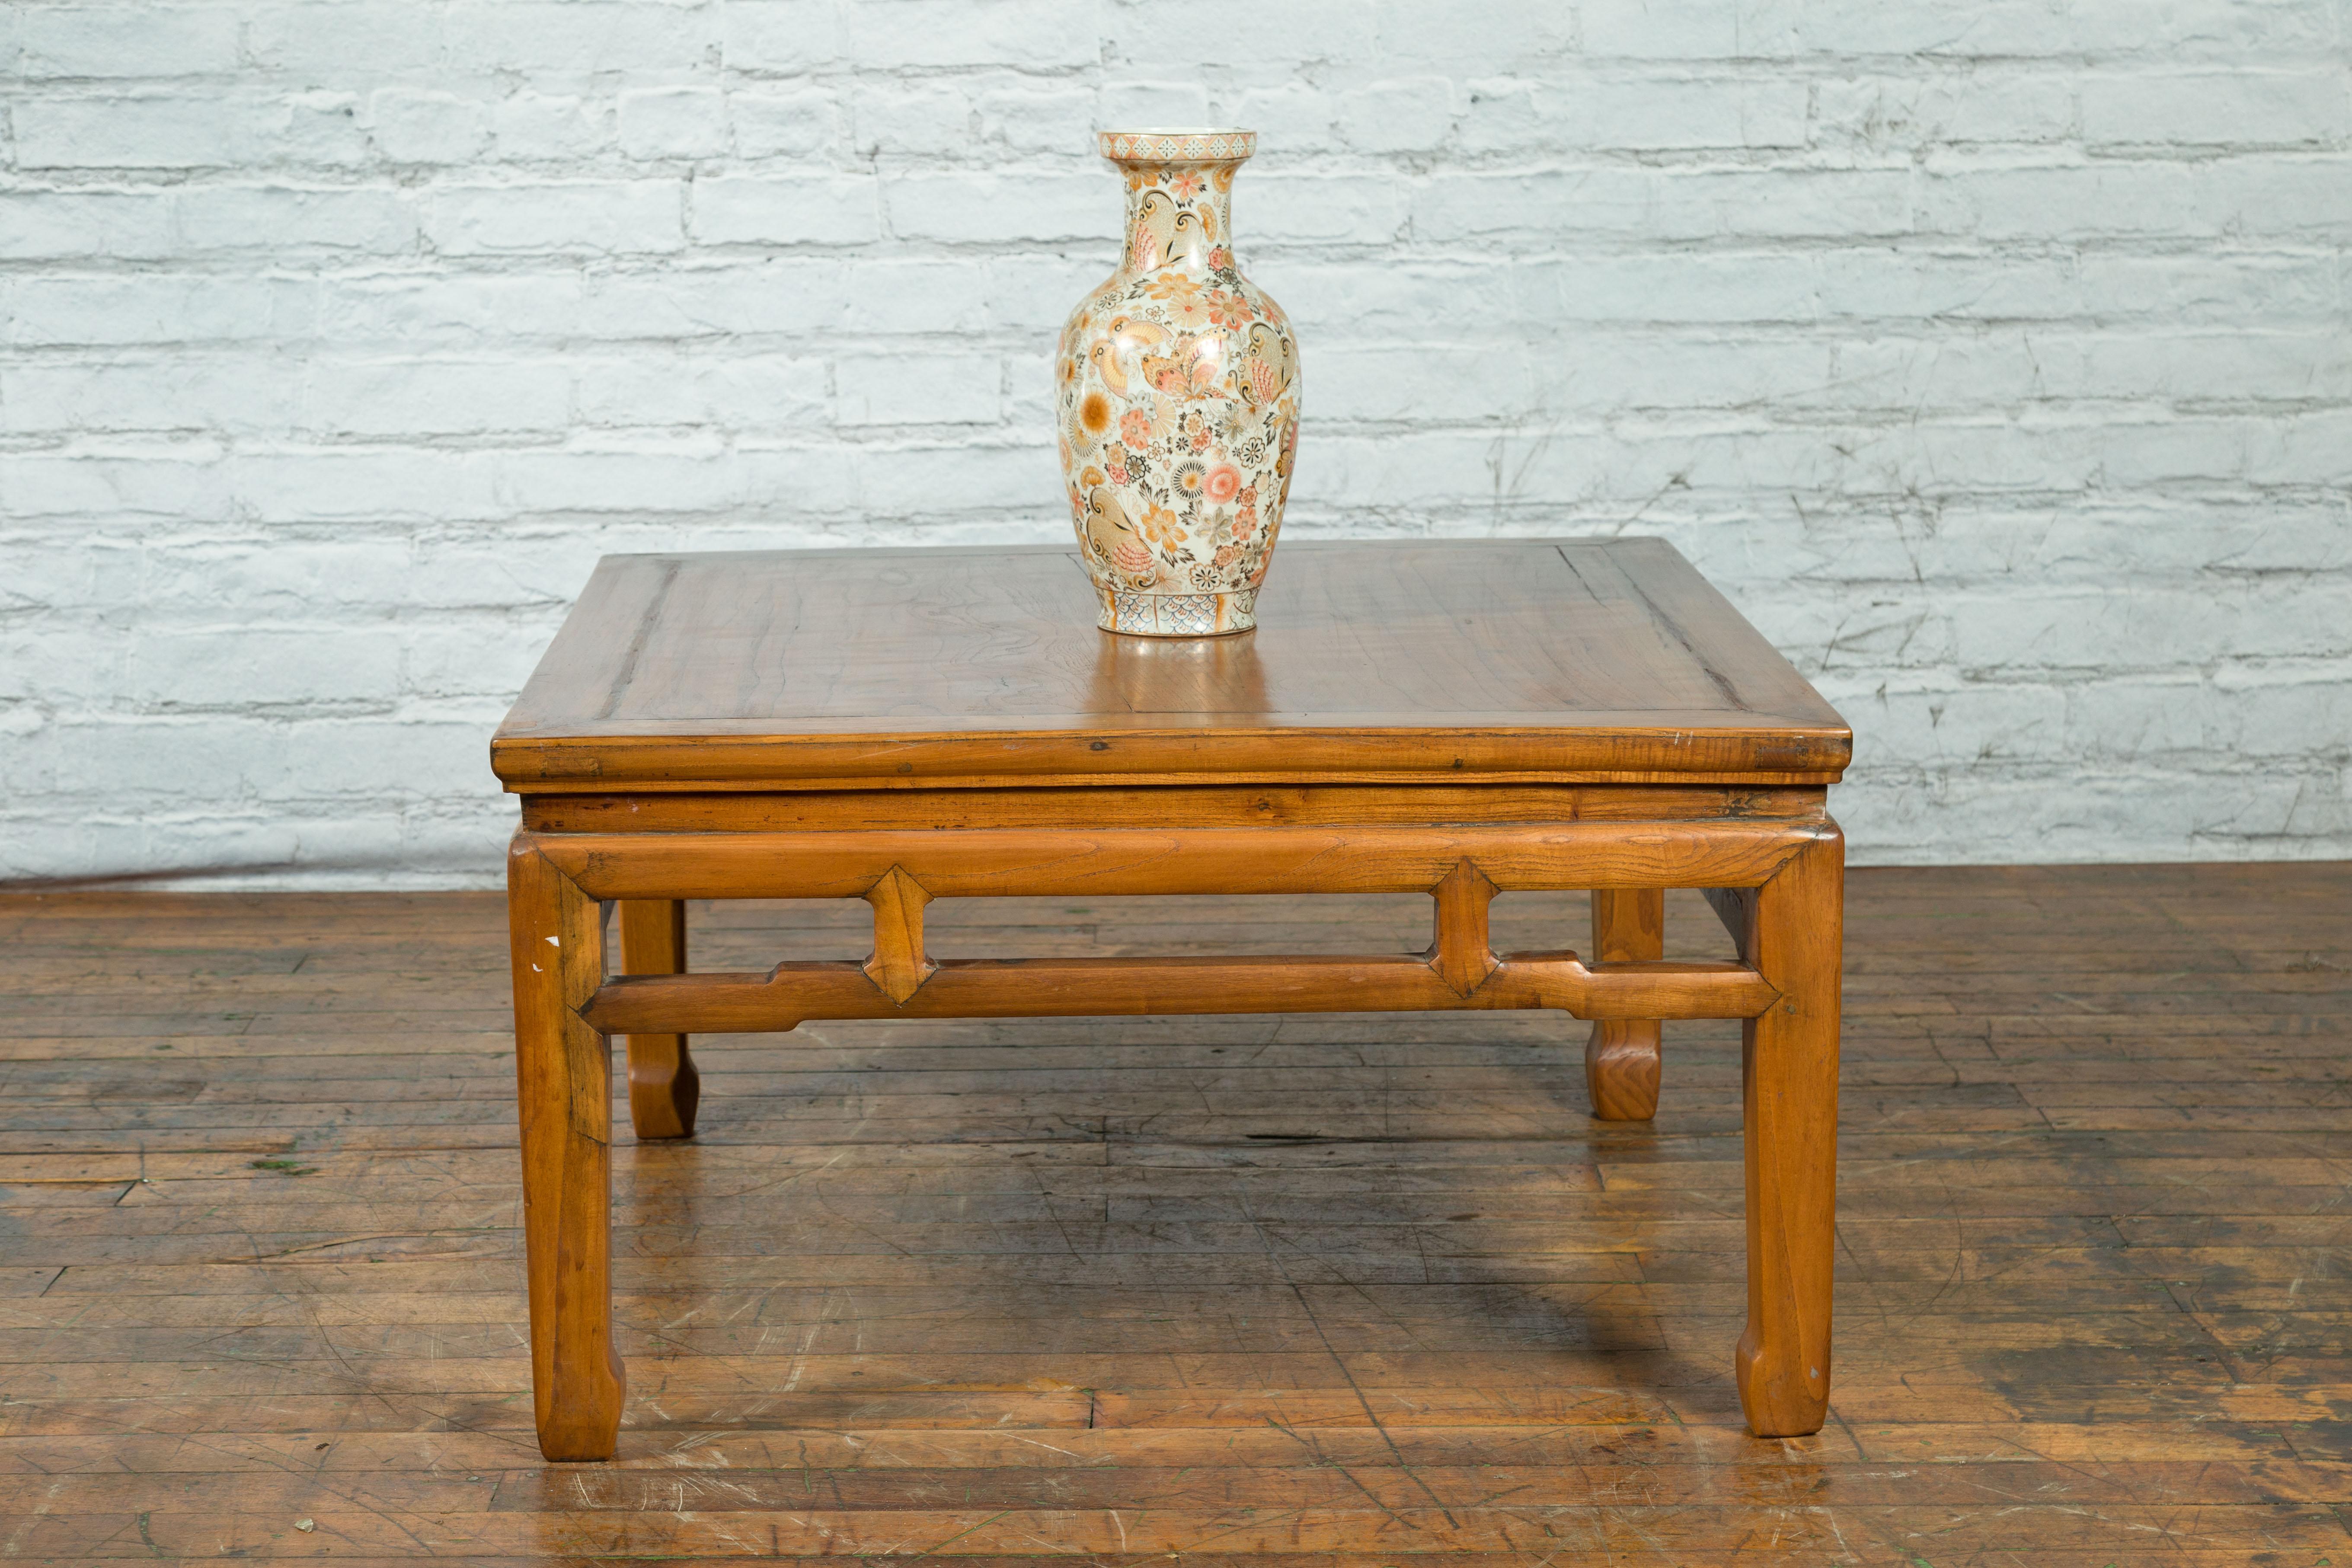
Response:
[[1056, 129, 1299, 636]]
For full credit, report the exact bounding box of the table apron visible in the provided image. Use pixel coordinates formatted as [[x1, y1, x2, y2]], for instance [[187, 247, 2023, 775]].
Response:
[[532, 820, 1828, 901]]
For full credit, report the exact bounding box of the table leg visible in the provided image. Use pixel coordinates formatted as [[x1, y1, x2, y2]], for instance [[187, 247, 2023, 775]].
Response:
[[1734, 828, 1842, 1438], [1586, 888, 1663, 1119], [508, 840, 625, 1462], [619, 900, 699, 1140]]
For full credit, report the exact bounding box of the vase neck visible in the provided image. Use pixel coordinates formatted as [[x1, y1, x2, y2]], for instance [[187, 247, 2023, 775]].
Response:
[[1120, 161, 1240, 279]]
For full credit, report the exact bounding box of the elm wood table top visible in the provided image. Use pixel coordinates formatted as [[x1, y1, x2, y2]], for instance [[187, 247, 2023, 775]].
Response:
[[490, 538, 1851, 793]]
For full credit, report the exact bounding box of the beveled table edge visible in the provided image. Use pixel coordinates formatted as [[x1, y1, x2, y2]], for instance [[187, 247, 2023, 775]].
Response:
[[492, 724, 1853, 792]]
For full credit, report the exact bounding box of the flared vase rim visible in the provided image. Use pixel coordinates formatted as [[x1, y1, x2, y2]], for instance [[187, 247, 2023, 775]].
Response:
[[1098, 128, 1258, 164]]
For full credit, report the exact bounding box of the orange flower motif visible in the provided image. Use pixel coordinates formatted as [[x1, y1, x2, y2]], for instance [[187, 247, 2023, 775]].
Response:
[[1165, 294, 1214, 331], [1138, 504, 1186, 549], [1168, 172, 1203, 199], [1118, 408, 1151, 450], [1146, 271, 1201, 303], [1201, 290, 1249, 330], [1204, 464, 1241, 504], [1078, 391, 1113, 438]]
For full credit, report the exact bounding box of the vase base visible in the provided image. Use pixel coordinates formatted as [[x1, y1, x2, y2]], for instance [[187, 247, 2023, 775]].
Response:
[[1096, 588, 1257, 637]]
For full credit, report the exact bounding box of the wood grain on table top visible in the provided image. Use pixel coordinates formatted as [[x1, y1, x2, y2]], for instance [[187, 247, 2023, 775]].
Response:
[[492, 539, 1850, 790]]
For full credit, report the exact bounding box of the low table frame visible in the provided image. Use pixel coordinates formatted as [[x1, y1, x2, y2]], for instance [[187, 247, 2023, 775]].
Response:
[[495, 539, 1849, 1463], [506, 795, 1842, 1461]]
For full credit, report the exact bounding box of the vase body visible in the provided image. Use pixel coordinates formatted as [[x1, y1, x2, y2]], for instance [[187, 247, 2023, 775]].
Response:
[[1056, 129, 1299, 636]]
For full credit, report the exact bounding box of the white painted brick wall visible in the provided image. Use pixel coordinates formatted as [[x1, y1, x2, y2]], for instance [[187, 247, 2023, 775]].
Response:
[[3, 0, 2348, 888]]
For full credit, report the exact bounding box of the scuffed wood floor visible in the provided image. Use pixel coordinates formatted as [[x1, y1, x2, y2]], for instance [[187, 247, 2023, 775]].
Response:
[[1, 865, 2349, 1565]]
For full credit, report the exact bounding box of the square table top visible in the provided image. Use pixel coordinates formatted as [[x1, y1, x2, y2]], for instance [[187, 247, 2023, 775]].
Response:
[[492, 538, 1850, 792]]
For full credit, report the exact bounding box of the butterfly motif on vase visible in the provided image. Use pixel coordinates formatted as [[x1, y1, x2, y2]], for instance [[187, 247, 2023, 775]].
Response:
[[1141, 332, 1227, 399]]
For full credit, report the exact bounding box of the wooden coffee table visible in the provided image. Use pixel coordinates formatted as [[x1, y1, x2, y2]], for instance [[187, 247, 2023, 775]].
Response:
[[492, 538, 1850, 1460]]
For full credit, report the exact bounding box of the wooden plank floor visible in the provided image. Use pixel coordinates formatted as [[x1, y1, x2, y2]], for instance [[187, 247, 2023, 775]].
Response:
[[1, 865, 2348, 1565]]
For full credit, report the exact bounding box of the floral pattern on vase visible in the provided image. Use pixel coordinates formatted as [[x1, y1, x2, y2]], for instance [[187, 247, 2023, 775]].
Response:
[[1057, 129, 1299, 636]]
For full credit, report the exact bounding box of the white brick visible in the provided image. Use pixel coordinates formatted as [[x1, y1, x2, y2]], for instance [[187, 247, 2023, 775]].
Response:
[[1658, 169, 1915, 240], [834, 353, 1000, 426], [1242, 172, 1402, 246], [1921, 160, 2209, 240], [1411, 168, 1915, 244], [1312, 345, 1534, 422], [0, 445, 236, 522], [1371, 0, 1570, 71], [2249, 410, 2352, 485], [227, 449, 502, 522], [2075, 253, 2338, 325], [2097, 418, 2252, 484], [2029, 331, 2352, 404], [0, 192, 177, 260], [245, 4, 442, 77], [882, 171, 1099, 243], [1461, 77, 1810, 153], [731, 89, 837, 159], [44, 716, 285, 798], [6, 275, 313, 346], [573, 352, 830, 431], [847, 81, 977, 157], [1854, 681, 2070, 766], [982, 255, 1110, 333], [401, 623, 560, 699], [440, 3, 718, 74], [2198, 156, 2352, 239], [691, 173, 880, 244], [1576, 2, 1748, 61], [173, 185, 418, 253], [1096, 80, 1212, 132], [723, 0, 845, 73], [280, 89, 371, 166], [137, 537, 419, 613], [489, 442, 749, 514], [266, 717, 495, 799], [14, 94, 251, 168], [19, 5, 242, 78], [974, 83, 1094, 157], [369, 90, 491, 165], [620, 87, 729, 160], [129, 626, 403, 708], [1812, 73, 2078, 153], [844, 0, 1096, 70], [1333, 77, 1457, 155], [0, 358, 301, 436], [490, 94, 607, 161], [2082, 70, 2349, 148], [1223, 83, 1340, 153], [850, 438, 1052, 512], [299, 359, 574, 437], [1108, 0, 1374, 77], [426, 181, 684, 255]]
